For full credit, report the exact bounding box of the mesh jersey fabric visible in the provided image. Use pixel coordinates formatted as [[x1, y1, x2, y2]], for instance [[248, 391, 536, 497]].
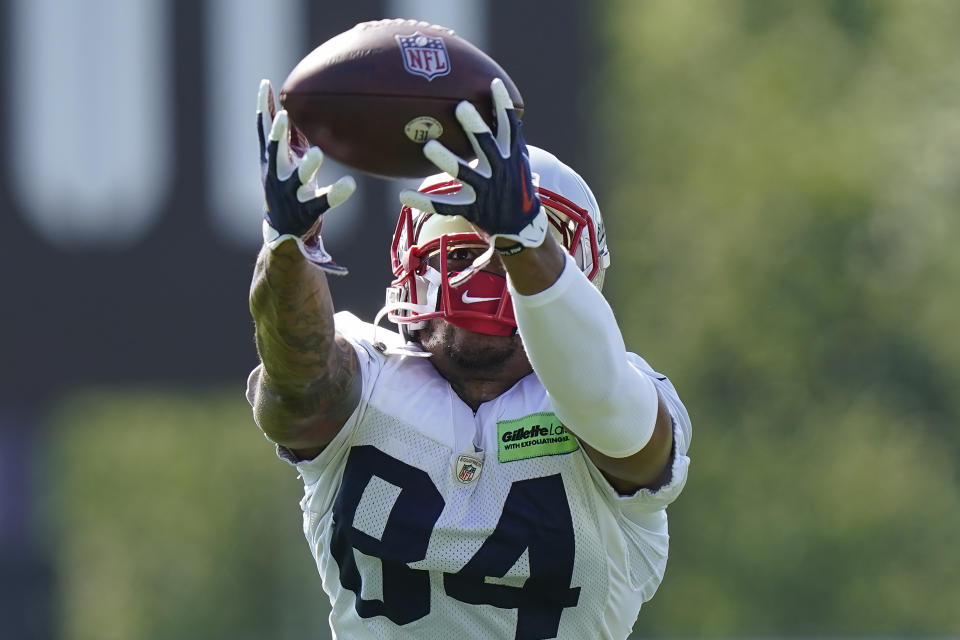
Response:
[[247, 311, 692, 640]]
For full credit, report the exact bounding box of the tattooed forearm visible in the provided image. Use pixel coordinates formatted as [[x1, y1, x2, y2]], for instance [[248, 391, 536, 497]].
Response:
[[248, 240, 361, 448], [251, 242, 336, 379]]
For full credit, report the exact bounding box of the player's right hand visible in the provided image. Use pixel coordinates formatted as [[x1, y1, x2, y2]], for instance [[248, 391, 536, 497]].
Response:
[[257, 79, 356, 274]]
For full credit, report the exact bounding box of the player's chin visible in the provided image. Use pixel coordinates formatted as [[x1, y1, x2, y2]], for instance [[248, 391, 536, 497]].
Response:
[[423, 320, 522, 370]]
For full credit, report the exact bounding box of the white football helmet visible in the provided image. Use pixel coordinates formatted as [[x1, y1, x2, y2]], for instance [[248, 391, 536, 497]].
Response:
[[380, 145, 611, 340]]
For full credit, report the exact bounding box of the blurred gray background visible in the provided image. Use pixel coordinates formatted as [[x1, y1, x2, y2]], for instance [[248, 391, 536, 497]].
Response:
[[1, 0, 959, 638]]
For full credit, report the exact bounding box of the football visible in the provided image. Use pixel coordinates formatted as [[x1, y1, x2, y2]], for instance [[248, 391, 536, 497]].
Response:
[[280, 19, 524, 179]]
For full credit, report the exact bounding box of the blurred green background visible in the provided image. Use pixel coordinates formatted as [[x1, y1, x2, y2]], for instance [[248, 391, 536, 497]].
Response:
[[601, 0, 960, 633], [26, 0, 960, 638]]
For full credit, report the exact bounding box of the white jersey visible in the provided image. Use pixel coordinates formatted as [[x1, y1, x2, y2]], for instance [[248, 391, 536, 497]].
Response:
[[253, 312, 692, 640]]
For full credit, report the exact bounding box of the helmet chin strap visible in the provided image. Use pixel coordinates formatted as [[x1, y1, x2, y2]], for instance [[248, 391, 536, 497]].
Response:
[[372, 301, 433, 357]]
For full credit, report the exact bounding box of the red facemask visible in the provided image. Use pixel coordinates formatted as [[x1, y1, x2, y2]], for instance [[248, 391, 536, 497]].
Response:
[[441, 271, 516, 336]]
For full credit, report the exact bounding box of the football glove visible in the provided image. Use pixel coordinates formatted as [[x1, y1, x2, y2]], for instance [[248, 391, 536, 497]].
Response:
[[257, 79, 356, 274], [398, 78, 548, 266]]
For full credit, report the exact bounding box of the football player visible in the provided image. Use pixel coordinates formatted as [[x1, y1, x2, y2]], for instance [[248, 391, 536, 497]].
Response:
[[247, 77, 692, 640]]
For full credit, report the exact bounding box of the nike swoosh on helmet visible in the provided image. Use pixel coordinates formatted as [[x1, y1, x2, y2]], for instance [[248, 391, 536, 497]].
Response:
[[461, 292, 501, 304]]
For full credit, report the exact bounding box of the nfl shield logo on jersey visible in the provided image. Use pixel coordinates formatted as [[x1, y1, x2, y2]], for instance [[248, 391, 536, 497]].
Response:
[[454, 453, 483, 484], [395, 32, 451, 81]]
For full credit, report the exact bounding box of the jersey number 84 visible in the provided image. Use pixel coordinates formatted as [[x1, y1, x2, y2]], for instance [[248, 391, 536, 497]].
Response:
[[331, 445, 582, 639]]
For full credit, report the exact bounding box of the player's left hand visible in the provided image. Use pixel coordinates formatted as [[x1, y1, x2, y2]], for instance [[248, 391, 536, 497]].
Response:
[[399, 78, 549, 258], [258, 78, 355, 274]]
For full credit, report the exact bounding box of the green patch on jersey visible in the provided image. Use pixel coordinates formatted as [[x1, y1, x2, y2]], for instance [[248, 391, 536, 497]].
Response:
[[497, 412, 579, 462]]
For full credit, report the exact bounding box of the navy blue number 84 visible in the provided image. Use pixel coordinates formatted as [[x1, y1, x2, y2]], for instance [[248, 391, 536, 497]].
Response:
[[330, 445, 581, 640]]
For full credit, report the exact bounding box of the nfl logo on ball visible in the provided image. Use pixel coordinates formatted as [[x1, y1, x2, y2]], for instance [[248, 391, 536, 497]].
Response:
[[455, 454, 483, 484], [395, 32, 451, 81]]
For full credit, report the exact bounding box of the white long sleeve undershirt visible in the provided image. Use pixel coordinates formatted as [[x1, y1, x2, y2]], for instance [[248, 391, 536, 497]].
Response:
[[508, 255, 659, 458]]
